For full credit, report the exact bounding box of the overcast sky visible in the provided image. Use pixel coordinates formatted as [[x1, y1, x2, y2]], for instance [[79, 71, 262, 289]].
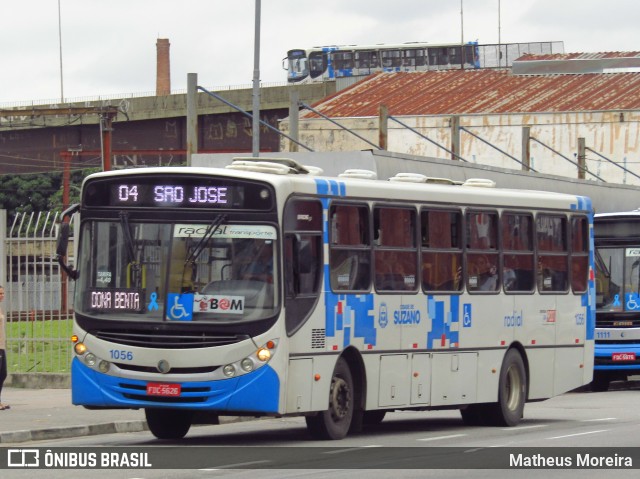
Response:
[[1, 0, 639, 105]]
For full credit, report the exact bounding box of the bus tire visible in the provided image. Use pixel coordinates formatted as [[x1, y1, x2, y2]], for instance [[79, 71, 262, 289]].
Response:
[[487, 349, 527, 427], [145, 408, 194, 440], [305, 358, 354, 440]]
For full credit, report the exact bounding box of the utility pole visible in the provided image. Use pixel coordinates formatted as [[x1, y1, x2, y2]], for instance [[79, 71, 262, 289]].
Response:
[[460, 0, 465, 68], [252, 0, 261, 157], [58, 0, 64, 102], [498, 0, 502, 68], [100, 113, 115, 171], [187, 73, 198, 166]]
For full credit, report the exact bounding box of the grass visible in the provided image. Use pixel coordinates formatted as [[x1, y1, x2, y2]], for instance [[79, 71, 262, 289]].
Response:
[[5, 319, 74, 374]]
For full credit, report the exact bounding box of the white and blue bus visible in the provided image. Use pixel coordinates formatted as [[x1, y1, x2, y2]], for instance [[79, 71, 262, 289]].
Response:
[[58, 158, 594, 440], [284, 42, 481, 83], [592, 210, 640, 391]]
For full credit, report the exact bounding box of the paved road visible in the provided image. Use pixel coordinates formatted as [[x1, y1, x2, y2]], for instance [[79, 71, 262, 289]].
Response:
[[1, 380, 638, 445]]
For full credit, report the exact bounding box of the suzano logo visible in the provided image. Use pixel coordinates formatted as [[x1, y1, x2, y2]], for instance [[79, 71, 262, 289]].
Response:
[[379, 302, 389, 328], [394, 304, 421, 325]]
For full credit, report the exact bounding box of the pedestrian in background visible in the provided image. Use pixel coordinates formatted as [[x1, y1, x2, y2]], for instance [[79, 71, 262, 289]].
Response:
[[0, 285, 9, 410]]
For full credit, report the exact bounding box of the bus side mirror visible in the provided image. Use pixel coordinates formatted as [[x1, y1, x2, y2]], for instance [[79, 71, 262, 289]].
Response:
[[56, 222, 70, 257], [56, 204, 80, 280]]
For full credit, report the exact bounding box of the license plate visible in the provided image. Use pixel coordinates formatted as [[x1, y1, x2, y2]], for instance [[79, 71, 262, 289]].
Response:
[[146, 383, 181, 397], [612, 352, 636, 362]]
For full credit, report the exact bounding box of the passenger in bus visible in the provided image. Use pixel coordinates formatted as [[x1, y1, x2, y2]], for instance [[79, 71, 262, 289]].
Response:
[[537, 257, 568, 291], [472, 255, 498, 291], [503, 266, 517, 291]]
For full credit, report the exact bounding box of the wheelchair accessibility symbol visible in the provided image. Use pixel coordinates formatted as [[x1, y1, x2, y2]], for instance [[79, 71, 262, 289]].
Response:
[[463, 303, 472, 328], [625, 293, 640, 311], [167, 293, 194, 321]]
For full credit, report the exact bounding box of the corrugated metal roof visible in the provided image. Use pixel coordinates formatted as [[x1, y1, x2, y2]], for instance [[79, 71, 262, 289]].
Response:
[[302, 70, 640, 117]]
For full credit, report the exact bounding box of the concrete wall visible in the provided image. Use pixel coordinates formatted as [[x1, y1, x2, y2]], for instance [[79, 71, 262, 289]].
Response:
[[0, 82, 335, 128], [279, 110, 640, 186]]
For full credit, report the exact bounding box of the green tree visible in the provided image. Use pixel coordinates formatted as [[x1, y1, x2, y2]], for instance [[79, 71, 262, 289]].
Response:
[[0, 168, 100, 225]]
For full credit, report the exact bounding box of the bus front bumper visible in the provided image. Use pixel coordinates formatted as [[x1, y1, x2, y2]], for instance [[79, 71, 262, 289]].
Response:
[[594, 343, 640, 371], [71, 358, 280, 413]]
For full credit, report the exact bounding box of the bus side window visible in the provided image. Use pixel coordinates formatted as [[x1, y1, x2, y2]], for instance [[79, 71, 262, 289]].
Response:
[[466, 210, 499, 293], [421, 209, 462, 292], [329, 204, 371, 292], [502, 213, 534, 292], [308, 51, 326, 79], [571, 216, 589, 293], [536, 214, 569, 292], [373, 207, 417, 292]]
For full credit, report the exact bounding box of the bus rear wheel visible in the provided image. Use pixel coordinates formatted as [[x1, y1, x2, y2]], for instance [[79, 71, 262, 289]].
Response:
[[486, 349, 527, 426], [145, 408, 194, 439], [305, 358, 354, 440]]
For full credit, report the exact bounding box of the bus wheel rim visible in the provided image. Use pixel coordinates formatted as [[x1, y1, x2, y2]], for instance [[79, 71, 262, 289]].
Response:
[[506, 365, 522, 411], [329, 377, 350, 420]]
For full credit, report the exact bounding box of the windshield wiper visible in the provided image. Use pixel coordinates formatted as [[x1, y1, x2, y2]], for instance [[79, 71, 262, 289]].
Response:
[[184, 214, 227, 267], [119, 212, 136, 263], [120, 212, 143, 287], [594, 249, 611, 279]]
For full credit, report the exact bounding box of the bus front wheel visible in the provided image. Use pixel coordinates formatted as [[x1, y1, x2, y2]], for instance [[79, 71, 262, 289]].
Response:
[[305, 358, 354, 440], [487, 349, 527, 426], [145, 408, 194, 440]]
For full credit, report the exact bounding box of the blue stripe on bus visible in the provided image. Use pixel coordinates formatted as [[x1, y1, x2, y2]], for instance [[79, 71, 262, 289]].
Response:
[[353, 294, 377, 345], [571, 196, 595, 341], [587, 201, 595, 341], [315, 179, 346, 244], [570, 196, 592, 212], [71, 358, 280, 413], [314, 178, 346, 198], [427, 295, 460, 348], [324, 291, 376, 346]]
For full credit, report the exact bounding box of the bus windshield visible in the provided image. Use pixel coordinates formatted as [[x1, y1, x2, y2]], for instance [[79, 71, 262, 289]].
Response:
[[594, 247, 640, 310], [75, 219, 278, 322]]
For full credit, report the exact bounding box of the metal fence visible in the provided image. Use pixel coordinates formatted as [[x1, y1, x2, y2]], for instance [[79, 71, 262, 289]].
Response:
[[3, 210, 74, 374]]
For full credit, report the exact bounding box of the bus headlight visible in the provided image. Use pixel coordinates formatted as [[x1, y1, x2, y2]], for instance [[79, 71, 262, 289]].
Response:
[[223, 364, 236, 378], [84, 353, 97, 366], [240, 358, 254, 372], [98, 361, 111, 373], [217, 339, 279, 379]]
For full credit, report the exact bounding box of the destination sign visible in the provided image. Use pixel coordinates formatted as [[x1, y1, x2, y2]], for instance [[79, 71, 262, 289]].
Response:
[[86, 288, 145, 313], [83, 175, 274, 210]]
